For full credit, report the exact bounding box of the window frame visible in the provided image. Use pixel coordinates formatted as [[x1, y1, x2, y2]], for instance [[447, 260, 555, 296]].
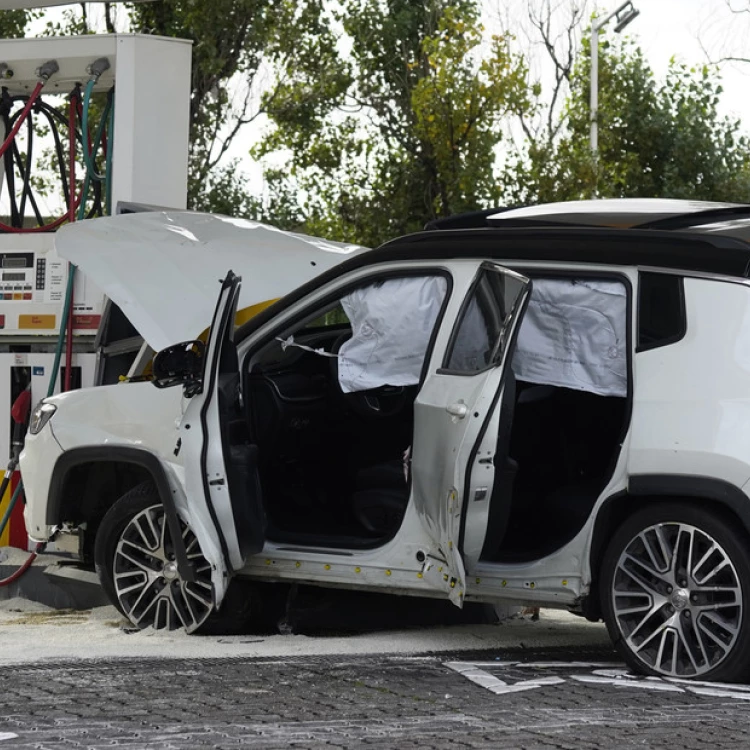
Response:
[[438, 261, 529, 377]]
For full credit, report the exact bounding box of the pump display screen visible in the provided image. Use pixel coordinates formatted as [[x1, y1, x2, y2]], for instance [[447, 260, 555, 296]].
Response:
[[2, 273, 25, 282], [1, 255, 32, 269]]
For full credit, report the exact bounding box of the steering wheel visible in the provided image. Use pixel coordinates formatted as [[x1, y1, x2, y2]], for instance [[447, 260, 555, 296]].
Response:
[[329, 333, 408, 418]]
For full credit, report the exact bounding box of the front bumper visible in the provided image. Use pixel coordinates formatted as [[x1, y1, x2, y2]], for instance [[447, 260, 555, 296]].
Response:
[[19, 424, 64, 543]]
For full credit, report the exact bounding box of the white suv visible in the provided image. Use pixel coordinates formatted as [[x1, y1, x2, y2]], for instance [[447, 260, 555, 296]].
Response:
[[20, 198, 750, 682]]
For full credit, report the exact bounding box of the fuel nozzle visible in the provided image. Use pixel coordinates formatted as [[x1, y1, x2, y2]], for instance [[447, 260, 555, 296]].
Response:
[[35, 59, 59, 82], [9, 387, 31, 467], [86, 57, 111, 81]]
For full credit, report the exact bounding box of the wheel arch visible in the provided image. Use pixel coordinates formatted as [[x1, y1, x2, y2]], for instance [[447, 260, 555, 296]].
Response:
[[47, 446, 194, 580], [583, 475, 750, 621]]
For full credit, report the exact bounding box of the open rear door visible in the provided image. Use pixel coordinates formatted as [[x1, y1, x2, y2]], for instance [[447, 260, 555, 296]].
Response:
[[181, 271, 265, 606], [411, 262, 530, 604]]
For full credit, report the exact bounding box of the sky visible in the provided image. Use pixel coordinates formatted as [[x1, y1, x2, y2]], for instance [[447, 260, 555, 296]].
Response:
[[631, 0, 749, 121], [490, 0, 749, 125]]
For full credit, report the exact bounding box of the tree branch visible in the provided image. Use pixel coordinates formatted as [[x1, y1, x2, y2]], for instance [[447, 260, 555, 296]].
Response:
[[104, 3, 116, 34]]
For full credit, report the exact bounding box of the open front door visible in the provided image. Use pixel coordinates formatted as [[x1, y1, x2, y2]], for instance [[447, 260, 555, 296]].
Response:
[[411, 262, 530, 604], [181, 271, 265, 607]]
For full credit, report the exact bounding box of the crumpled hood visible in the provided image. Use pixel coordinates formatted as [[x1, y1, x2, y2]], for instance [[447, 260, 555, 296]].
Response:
[[55, 211, 367, 351]]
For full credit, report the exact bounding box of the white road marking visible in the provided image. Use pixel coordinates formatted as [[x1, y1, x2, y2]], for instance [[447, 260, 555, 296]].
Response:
[[466, 661, 621, 669], [447, 661, 750, 701], [571, 674, 685, 692], [445, 661, 565, 694], [0, 734, 18, 742]]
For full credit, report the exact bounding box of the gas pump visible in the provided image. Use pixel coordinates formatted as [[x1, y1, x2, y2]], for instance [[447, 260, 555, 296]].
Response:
[[0, 13, 192, 553]]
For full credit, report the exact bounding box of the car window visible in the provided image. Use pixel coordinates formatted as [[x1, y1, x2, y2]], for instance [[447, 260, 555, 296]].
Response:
[[304, 302, 349, 329], [637, 272, 685, 351], [248, 273, 449, 391], [444, 267, 527, 373]]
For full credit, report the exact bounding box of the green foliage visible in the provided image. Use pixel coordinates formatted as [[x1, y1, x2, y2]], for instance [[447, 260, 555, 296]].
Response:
[[128, 0, 338, 213], [412, 6, 529, 214], [0, 9, 36, 39], [504, 34, 750, 204], [256, 0, 530, 246], [38, 7, 90, 37]]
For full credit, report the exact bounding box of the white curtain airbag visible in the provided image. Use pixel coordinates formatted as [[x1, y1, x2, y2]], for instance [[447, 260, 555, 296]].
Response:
[[512, 279, 627, 397], [338, 276, 448, 393]]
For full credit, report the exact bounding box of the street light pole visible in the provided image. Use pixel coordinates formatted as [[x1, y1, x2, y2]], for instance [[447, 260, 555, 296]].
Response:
[[590, 22, 600, 155], [590, 1, 640, 159]]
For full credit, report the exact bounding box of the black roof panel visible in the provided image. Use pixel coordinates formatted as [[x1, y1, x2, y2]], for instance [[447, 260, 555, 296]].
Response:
[[377, 226, 750, 278]]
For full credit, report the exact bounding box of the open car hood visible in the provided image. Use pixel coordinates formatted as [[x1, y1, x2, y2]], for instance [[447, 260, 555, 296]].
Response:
[[55, 211, 367, 351]]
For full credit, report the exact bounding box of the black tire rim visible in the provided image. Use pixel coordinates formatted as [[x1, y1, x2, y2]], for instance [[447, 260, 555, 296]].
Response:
[[113, 504, 214, 632], [611, 521, 742, 677]]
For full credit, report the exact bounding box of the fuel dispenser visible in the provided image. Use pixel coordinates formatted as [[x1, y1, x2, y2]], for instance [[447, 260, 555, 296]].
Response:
[[0, 31, 192, 552]]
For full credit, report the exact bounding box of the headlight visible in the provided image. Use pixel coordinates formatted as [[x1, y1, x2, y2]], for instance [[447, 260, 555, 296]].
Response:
[[29, 402, 57, 435]]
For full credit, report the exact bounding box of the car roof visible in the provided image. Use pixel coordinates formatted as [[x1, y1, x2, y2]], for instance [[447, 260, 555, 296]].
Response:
[[237, 223, 750, 345], [393, 198, 750, 279], [377, 226, 750, 278], [237, 199, 750, 343]]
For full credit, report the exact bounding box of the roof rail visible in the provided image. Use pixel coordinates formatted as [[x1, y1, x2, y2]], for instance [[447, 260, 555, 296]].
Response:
[[424, 207, 512, 230], [635, 204, 750, 230]]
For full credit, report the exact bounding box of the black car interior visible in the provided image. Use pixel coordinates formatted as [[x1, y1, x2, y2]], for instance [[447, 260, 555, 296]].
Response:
[[240, 275, 629, 561], [482, 380, 627, 562], [244, 324, 415, 549]]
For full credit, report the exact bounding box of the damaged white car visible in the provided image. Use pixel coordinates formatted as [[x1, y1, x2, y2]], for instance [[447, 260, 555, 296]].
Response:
[[20, 198, 750, 682]]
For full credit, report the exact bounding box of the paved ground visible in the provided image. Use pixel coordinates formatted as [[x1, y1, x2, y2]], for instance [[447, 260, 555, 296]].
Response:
[[4, 646, 750, 749], [3, 592, 750, 750]]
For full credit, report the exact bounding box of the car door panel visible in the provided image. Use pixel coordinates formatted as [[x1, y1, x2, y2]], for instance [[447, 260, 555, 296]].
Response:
[[181, 271, 264, 606], [412, 262, 530, 603]]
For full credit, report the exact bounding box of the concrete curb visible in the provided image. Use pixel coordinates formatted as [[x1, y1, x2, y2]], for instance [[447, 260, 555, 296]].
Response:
[[0, 547, 108, 609]]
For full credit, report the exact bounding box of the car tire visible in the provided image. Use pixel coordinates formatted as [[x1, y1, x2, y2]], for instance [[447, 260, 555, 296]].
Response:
[[600, 502, 750, 682], [95, 481, 217, 633]]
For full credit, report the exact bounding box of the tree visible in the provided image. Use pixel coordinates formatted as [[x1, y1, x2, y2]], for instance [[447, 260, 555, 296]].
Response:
[[0, 9, 36, 39], [503, 32, 750, 204], [128, 0, 340, 212], [502, 0, 589, 148], [256, 0, 531, 246], [699, 0, 750, 67]]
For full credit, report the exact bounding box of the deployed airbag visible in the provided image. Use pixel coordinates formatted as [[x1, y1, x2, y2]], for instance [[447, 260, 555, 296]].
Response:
[[338, 276, 448, 393], [512, 279, 627, 397]]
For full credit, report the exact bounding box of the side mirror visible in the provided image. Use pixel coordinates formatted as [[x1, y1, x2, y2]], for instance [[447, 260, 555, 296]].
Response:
[[151, 340, 206, 392]]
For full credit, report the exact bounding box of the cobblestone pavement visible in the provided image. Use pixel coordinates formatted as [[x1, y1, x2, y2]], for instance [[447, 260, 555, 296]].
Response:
[[3, 643, 750, 749]]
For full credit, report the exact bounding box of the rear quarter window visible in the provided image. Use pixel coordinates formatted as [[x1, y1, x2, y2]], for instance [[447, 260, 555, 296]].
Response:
[[637, 272, 686, 352]]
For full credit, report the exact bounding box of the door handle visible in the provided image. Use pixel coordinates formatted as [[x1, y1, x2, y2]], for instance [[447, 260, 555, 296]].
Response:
[[446, 402, 468, 419]]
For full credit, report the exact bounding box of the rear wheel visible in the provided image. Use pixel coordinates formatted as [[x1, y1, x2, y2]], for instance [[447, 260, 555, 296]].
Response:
[[94, 482, 215, 632], [601, 503, 750, 682]]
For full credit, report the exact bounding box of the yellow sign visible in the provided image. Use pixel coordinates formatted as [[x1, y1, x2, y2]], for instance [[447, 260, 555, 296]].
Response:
[[18, 314, 56, 330]]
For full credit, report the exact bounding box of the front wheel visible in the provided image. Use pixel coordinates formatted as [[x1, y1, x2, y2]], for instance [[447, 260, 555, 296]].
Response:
[[600, 503, 750, 682], [95, 482, 216, 633]]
